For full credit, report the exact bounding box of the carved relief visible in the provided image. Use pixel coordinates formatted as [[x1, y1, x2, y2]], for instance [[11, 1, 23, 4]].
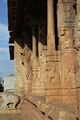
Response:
[[46, 63, 60, 88], [74, 8, 80, 87], [62, 1, 76, 26], [65, 29, 74, 48], [74, 16, 80, 48], [76, 51, 80, 87], [64, 67, 76, 88], [32, 69, 40, 84], [60, 28, 74, 50], [21, 47, 32, 80], [20, 46, 32, 95]]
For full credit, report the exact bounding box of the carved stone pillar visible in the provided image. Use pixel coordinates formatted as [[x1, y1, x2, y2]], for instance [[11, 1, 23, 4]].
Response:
[[75, 0, 80, 118], [31, 25, 42, 96], [32, 27, 37, 57], [47, 0, 55, 56], [58, 0, 76, 50], [46, 0, 61, 103], [57, 0, 77, 113]]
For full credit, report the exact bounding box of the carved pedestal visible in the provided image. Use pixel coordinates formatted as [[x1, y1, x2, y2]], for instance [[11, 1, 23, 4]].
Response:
[[31, 54, 46, 97], [61, 49, 77, 105], [46, 52, 61, 104]]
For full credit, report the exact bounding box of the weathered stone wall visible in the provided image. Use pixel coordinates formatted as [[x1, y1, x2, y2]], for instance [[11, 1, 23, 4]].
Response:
[[13, 0, 80, 119]]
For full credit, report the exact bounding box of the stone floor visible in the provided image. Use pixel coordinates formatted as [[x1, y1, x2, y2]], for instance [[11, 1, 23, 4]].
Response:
[[0, 113, 23, 120], [0, 110, 23, 120], [0, 99, 49, 120]]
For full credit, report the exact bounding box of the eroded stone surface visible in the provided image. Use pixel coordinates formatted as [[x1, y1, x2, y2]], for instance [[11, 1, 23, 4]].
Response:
[[7, 0, 80, 119]]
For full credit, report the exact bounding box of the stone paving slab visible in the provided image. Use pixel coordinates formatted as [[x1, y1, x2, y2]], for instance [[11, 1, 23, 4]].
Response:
[[0, 110, 23, 120], [0, 113, 23, 120]]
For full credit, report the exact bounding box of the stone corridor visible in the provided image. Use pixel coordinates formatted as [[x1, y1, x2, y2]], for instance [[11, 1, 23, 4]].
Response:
[[0, 0, 80, 120]]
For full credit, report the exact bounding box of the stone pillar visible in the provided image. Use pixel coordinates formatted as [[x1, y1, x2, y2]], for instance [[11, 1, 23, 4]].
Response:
[[57, 0, 77, 115], [31, 26, 41, 96], [38, 23, 47, 96], [32, 27, 37, 57], [58, 0, 76, 50], [46, 0, 61, 104], [31, 24, 46, 98], [75, 0, 80, 118], [47, 0, 55, 55]]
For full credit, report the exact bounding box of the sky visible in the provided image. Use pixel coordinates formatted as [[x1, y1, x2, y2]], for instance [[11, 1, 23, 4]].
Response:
[[0, 60, 14, 79], [0, 0, 14, 79]]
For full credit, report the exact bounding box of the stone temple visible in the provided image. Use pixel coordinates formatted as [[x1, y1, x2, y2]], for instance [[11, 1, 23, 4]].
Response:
[[2, 0, 80, 119]]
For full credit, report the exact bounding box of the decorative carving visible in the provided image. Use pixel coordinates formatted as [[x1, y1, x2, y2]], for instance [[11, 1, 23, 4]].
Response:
[[59, 28, 74, 50], [32, 69, 40, 84], [65, 29, 74, 48], [0, 92, 20, 109], [21, 47, 32, 81], [46, 63, 60, 85], [62, 1, 76, 26], [64, 67, 76, 87], [20, 46, 32, 96], [74, 9, 80, 87], [76, 51, 80, 87], [74, 16, 80, 48]]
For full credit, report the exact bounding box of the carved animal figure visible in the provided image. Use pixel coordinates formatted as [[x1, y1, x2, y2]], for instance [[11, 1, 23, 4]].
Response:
[[21, 47, 32, 95], [0, 91, 20, 109]]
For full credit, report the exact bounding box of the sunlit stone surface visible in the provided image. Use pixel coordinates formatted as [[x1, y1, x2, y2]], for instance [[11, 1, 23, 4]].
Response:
[[1, 0, 80, 120]]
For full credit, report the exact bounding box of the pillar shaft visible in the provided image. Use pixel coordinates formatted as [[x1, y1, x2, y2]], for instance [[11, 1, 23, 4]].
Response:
[[47, 0, 55, 55], [32, 27, 37, 57]]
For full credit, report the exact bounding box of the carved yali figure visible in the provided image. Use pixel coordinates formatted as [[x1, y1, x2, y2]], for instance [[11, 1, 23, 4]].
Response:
[[21, 46, 32, 95], [21, 47, 31, 65]]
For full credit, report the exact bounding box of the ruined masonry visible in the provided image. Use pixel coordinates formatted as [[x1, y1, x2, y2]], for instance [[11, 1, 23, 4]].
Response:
[[7, 0, 80, 120]]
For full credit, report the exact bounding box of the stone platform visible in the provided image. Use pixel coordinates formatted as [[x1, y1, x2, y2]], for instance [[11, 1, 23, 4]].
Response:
[[0, 110, 23, 120], [0, 100, 49, 120]]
